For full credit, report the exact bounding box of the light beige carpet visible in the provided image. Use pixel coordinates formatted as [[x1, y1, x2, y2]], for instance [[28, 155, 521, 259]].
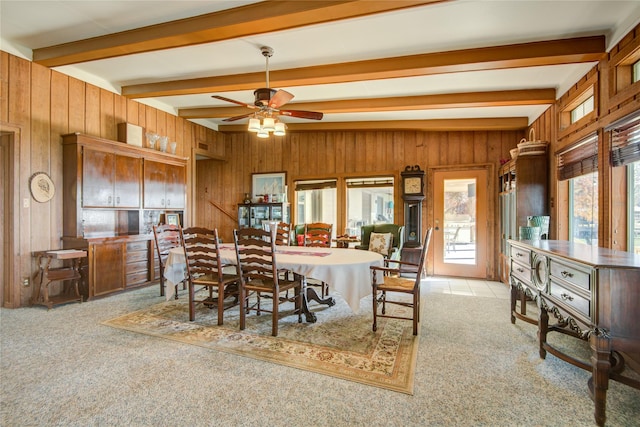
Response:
[[102, 292, 418, 394]]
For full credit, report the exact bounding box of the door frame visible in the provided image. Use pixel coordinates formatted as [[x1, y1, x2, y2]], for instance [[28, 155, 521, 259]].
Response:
[[426, 164, 496, 279], [1, 123, 22, 308]]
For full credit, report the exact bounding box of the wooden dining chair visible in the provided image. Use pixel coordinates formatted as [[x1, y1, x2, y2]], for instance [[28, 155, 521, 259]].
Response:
[[370, 227, 433, 335], [233, 227, 304, 336], [304, 222, 333, 297], [153, 224, 185, 299], [274, 222, 292, 246], [305, 222, 332, 247], [180, 226, 240, 324]]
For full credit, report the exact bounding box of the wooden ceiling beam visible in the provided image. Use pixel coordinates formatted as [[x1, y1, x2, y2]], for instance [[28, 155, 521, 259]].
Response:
[[218, 117, 529, 132], [32, 0, 444, 67], [123, 36, 605, 98], [178, 89, 555, 118]]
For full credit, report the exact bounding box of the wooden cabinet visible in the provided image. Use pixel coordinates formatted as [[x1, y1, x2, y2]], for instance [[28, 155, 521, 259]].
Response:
[[508, 239, 640, 426], [143, 160, 186, 209], [61, 133, 187, 299], [89, 240, 125, 297], [82, 148, 141, 208], [498, 151, 548, 283], [237, 202, 290, 229]]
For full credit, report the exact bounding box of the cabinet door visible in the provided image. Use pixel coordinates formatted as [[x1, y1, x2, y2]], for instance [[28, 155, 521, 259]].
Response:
[[165, 164, 186, 209], [114, 155, 141, 207], [83, 149, 115, 207], [90, 241, 125, 297], [143, 160, 166, 208], [238, 205, 250, 228]]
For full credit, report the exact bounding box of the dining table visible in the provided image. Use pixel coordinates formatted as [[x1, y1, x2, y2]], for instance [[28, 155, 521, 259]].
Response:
[[163, 244, 384, 322]]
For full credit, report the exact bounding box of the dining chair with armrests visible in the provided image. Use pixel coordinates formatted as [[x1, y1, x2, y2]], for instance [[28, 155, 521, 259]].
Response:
[[233, 227, 305, 336], [304, 222, 333, 297], [153, 224, 185, 299], [180, 227, 240, 325], [370, 227, 433, 335]]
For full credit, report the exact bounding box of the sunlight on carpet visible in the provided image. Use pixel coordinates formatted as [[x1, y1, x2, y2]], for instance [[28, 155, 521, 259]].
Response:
[[102, 291, 418, 394]]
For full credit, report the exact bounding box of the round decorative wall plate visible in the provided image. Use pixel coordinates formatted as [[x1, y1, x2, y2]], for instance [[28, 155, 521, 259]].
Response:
[[29, 172, 55, 203]]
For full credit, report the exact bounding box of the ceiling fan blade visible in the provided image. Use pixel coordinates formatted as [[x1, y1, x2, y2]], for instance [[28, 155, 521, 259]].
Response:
[[268, 89, 294, 109], [212, 95, 257, 109], [279, 109, 324, 120], [222, 113, 253, 122]]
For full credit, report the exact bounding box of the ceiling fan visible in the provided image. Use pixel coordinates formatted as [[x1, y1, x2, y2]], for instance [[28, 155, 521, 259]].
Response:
[[212, 46, 324, 125]]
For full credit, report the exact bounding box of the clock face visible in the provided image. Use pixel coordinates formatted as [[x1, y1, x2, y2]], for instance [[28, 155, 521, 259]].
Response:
[[404, 177, 422, 194]]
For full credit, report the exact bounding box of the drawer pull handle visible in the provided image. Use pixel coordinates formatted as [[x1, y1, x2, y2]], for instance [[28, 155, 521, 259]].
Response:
[[517, 268, 524, 273], [516, 253, 523, 257], [561, 293, 574, 301], [561, 271, 574, 278]]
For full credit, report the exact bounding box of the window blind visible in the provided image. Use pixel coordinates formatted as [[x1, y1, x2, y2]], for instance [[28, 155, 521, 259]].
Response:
[[346, 177, 393, 188], [295, 180, 337, 191], [557, 133, 598, 181], [609, 113, 640, 167]]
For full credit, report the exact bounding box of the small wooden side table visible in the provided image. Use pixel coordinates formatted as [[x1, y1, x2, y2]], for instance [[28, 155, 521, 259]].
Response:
[[31, 249, 87, 309], [332, 237, 360, 248]]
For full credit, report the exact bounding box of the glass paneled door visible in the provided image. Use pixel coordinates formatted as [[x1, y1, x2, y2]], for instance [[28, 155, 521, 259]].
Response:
[[433, 169, 488, 278]]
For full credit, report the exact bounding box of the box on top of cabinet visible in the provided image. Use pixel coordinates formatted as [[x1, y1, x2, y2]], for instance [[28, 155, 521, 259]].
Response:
[[117, 123, 144, 147]]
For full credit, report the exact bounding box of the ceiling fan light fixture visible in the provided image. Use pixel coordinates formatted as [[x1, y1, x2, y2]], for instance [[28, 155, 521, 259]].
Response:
[[262, 117, 275, 132], [274, 121, 286, 136], [257, 127, 269, 138], [248, 118, 260, 132]]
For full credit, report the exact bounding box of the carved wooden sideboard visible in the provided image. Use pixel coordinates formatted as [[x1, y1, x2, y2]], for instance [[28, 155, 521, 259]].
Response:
[[508, 239, 640, 426]]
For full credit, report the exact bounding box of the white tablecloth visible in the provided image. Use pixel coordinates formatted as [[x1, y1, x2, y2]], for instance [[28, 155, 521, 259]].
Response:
[[163, 244, 384, 312]]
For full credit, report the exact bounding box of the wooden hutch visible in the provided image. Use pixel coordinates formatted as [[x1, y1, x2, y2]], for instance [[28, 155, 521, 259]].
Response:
[[61, 133, 187, 300]]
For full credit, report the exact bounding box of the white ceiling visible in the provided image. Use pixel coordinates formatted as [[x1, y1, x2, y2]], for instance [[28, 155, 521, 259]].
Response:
[[2, 0, 640, 132]]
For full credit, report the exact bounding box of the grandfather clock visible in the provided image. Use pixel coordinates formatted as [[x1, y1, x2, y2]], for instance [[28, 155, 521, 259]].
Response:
[[401, 165, 425, 269]]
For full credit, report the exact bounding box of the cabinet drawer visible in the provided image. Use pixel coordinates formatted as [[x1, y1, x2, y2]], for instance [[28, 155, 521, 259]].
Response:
[[127, 270, 149, 285], [127, 250, 148, 263], [549, 259, 591, 291], [510, 259, 532, 285], [127, 240, 148, 252], [549, 280, 591, 319], [126, 260, 148, 274], [510, 246, 531, 264]]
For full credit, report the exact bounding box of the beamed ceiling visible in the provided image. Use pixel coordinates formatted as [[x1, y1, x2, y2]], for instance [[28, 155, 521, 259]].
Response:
[[2, 0, 640, 132]]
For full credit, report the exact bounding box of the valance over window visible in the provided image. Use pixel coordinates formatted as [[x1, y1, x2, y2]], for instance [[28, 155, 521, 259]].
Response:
[[556, 133, 598, 181]]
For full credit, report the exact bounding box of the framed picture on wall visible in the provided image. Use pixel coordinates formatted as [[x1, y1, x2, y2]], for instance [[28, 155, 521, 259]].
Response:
[[166, 213, 180, 226], [252, 172, 286, 201]]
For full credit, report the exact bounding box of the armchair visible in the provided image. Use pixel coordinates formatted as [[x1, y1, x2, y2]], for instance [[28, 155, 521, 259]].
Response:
[[355, 223, 405, 260]]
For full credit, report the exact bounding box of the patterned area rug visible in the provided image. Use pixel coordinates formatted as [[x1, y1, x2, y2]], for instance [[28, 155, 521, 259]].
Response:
[[102, 291, 418, 394]]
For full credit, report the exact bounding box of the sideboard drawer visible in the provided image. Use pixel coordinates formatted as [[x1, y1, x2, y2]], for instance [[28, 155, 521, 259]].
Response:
[[549, 280, 591, 319], [510, 259, 532, 285], [510, 246, 531, 264], [549, 258, 591, 291]]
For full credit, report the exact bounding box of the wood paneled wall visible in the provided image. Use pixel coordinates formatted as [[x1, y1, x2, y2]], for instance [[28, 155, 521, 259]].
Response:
[[0, 51, 223, 307]]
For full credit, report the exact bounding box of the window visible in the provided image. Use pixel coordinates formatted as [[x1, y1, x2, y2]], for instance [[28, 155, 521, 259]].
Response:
[[345, 177, 394, 236], [628, 161, 640, 254], [570, 95, 594, 123], [294, 179, 337, 237], [569, 172, 598, 245], [609, 113, 640, 252], [557, 134, 598, 246], [633, 59, 640, 84]]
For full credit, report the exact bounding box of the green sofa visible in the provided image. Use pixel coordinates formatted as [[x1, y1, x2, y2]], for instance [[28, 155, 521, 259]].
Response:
[[355, 223, 405, 259]]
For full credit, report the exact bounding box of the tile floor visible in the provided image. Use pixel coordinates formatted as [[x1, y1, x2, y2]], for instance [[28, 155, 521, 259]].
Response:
[[423, 276, 510, 299]]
